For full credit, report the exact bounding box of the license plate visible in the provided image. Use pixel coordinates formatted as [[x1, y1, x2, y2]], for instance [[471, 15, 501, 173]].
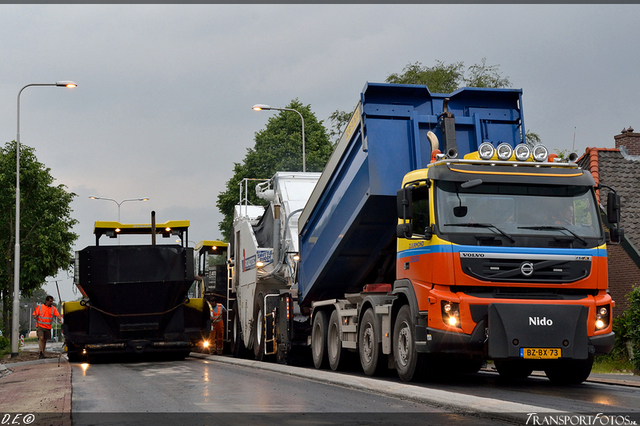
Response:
[[520, 348, 561, 359]]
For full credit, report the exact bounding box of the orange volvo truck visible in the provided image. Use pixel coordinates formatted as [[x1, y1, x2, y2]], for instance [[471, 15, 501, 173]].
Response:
[[229, 82, 622, 384]]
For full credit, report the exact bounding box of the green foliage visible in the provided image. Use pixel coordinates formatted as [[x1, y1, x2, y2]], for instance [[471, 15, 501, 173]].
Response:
[[624, 286, 640, 371], [385, 58, 510, 92], [327, 109, 353, 145], [465, 58, 512, 89], [525, 130, 542, 147], [328, 59, 517, 147], [217, 100, 333, 241], [0, 334, 9, 358], [386, 60, 465, 93], [0, 141, 78, 338], [0, 335, 8, 351]]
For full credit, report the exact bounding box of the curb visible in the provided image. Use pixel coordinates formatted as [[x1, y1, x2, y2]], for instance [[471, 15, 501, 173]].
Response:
[[189, 353, 561, 423], [0, 363, 8, 379]]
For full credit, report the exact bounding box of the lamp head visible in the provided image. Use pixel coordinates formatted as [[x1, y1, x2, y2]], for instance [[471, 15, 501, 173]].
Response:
[[56, 81, 77, 88], [252, 104, 271, 111]]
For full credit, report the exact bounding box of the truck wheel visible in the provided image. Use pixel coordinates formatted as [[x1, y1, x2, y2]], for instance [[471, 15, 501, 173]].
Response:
[[544, 355, 593, 385], [230, 311, 246, 358], [311, 310, 329, 369], [359, 308, 384, 376], [253, 296, 265, 361], [495, 359, 534, 380], [393, 305, 424, 382], [327, 310, 345, 371]]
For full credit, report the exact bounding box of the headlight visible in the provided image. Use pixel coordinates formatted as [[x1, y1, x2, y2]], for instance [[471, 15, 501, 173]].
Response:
[[514, 144, 531, 161], [532, 144, 549, 162], [478, 142, 495, 160], [595, 304, 611, 330], [496, 143, 513, 161], [441, 301, 461, 328]]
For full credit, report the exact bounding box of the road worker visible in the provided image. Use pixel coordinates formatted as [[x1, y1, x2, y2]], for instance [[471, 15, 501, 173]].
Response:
[[210, 298, 226, 355], [33, 295, 62, 359]]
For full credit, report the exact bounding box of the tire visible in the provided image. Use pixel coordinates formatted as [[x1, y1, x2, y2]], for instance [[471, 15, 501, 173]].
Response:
[[544, 355, 594, 385], [359, 308, 384, 376], [495, 359, 534, 380], [230, 310, 246, 358], [253, 295, 265, 361], [311, 310, 329, 369], [327, 310, 346, 371], [393, 305, 424, 382]]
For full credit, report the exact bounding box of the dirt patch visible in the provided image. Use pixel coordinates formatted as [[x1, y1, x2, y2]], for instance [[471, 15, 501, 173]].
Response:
[[1, 350, 62, 364]]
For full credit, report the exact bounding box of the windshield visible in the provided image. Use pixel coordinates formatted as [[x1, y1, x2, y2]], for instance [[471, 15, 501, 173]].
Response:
[[435, 181, 602, 239]]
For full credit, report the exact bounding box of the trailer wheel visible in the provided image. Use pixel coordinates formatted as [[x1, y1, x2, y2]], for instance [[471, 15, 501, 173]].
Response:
[[253, 296, 266, 361], [544, 355, 594, 385], [495, 359, 534, 380], [230, 310, 246, 358], [311, 310, 329, 369], [359, 308, 384, 376], [393, 305, 424, 382], [327, 310, 346, 371]]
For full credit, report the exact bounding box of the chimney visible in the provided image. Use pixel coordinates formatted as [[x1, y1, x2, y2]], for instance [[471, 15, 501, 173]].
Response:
[[614, 126, 640, 155]]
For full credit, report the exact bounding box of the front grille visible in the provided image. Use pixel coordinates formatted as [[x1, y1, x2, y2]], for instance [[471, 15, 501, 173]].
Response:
[[461, 257, 590, 283]]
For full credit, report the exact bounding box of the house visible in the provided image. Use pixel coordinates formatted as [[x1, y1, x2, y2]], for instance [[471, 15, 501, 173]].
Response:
[[577, 128, 640, 317]]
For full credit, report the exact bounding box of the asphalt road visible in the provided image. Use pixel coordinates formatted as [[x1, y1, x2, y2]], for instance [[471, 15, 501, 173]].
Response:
[[71, 355, 529, 425]]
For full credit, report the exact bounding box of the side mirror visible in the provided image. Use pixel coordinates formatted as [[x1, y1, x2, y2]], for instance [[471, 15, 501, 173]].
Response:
[[396, 187, 413, 220], [397, 223, 413, 239], [607, 192, 621, 224], [609, 227, 624, 244]]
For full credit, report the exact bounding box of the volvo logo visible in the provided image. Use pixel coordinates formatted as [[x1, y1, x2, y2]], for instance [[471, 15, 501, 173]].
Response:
[[520, 262, 534, 276]]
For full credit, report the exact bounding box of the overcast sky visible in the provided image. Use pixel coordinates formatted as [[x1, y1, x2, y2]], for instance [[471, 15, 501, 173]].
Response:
[[1, 4, 639, 301]]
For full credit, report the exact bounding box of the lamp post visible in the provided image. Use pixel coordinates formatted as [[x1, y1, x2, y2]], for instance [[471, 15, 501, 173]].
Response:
[[11, 81, 77, 358], [88, 196, 150, 222], [252, 104, 306, 172]]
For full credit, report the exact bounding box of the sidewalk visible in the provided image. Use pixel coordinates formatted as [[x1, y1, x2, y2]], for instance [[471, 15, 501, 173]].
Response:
[[0, 342, 71, 426]]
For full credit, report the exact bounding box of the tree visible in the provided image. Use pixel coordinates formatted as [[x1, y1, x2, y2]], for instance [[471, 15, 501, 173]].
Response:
[[216, 100, 333, 241], [385, 58, 510, 92], [386, 60, 465, 93], [0, 141, 78, 338], [327, 109, 353, 145], [328, 59, 530, 145]]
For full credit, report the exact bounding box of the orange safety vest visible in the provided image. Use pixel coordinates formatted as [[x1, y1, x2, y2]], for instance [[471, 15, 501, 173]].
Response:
[[211, 304, 224, 324], [34, 304, 60, 330]]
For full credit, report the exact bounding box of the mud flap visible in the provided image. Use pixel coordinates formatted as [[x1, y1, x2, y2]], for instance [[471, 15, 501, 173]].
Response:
[[488, 304, 589, 360]]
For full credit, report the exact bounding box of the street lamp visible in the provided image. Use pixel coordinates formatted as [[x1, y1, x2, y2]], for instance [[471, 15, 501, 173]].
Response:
[[88, 196, 150, 222], [11, 81, 77, 358], [252, 104, 306, 172]]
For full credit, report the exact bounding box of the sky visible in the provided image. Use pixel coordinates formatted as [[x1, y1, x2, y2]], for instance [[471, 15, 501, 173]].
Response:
[[1, 4, 639, 302]]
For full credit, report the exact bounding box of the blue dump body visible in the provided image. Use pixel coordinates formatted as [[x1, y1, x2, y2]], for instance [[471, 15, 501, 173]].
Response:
[[297, 82, 525, 306]]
